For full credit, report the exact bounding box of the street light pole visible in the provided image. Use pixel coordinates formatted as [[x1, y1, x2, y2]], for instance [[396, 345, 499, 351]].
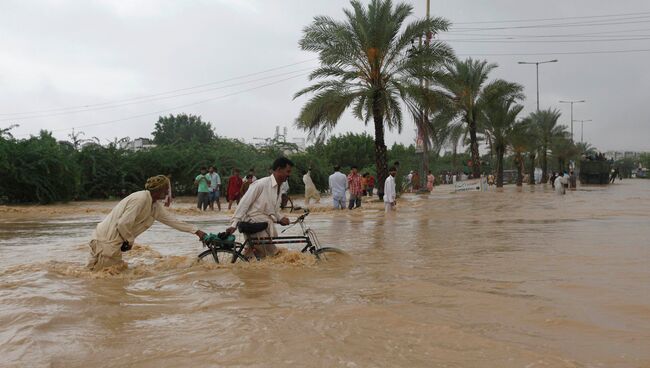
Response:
[[518, 59, 558, 111], [574, 119, 592, 143], [559, 100, 586, 142]]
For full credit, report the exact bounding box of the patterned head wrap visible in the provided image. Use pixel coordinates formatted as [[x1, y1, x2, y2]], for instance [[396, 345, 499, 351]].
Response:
[[145, 175, 170, 192]]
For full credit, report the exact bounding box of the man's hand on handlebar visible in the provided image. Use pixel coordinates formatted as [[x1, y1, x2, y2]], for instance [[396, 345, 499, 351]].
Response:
[[279, 217, 290, 226], [225, 226, 237, 235]]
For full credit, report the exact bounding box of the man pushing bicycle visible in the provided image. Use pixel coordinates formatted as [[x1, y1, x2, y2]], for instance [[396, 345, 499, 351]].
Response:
[[225, 157, 294, 258]]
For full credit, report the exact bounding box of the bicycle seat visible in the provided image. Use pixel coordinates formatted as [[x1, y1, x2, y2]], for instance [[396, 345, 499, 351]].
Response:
[[237, 221, 268, 234]]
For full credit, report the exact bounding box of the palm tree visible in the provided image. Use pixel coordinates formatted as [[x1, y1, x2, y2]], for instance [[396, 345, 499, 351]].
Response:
[[294, 0, 453, 198], [480, 98, 524, 187], [530, 108, 563, 183], [438, 58, 524, 178], [509, 119, 535, 186], [550, 131, 578, 173], [575, 141, 597, 156]]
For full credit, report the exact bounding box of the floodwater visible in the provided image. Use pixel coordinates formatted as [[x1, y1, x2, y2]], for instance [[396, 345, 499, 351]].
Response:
[[1, 180, 649, 368]]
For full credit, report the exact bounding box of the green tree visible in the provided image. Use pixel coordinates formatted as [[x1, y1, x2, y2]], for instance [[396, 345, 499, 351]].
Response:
[[509, 120, 535, 186], [549, 131, 578, 173], [530, 108, 563, 182], [0, 131, 79, 203], [152, 113, 216, 145], [294, 0, 453, 197], [438, 58, 524, 178], [480, 97, 524, 187]]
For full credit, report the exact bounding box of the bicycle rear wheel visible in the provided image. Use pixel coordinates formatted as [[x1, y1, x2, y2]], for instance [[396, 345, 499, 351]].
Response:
[[313, 247, 347, 262], [198, 249, 247, 264]]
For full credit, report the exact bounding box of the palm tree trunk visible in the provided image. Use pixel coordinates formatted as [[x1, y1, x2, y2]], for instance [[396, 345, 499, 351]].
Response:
[[496, 146, 504, 187], [516, 154, 524, 186], [469, 119, 481, 178], [527, 153, 536, 185], [541, 146, 548, 183], [373, 103, 388, 200]]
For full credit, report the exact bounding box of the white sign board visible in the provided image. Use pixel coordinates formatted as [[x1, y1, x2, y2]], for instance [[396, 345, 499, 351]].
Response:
[[454, 179, 485, 192]]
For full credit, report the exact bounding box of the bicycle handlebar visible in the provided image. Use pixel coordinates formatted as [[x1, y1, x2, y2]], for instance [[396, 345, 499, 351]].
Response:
[[292, 209, 310, 224]]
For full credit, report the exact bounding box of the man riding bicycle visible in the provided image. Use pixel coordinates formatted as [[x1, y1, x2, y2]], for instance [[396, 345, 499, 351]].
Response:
[[225, 157, 293, 258]]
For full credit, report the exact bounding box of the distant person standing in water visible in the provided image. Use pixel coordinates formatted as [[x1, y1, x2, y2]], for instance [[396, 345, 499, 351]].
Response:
[[569, 170, 577, 189], [347, 166, 363, 209], [384, 166, 397, 212], [426, 170, 435, 191], [87, 175, 206, 271], [549, 172, 557, 189], [207, 166, 221, 211], [329, 166, 347, 209], [554, 172, 568, 195], [194, 167, 211, 211], [227, 168, 243, 210], [366, 173, 375, 197]]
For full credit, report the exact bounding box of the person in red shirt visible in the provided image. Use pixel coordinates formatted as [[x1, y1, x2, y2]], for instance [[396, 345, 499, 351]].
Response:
[[227, 168, 243, 210], [366, 173, 375, 197], [347, 166, 363, 209]]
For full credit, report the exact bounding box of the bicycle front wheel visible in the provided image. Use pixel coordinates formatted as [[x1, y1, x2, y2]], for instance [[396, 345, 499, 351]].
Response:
[[198, 249, 247, 264], [313, 247, 347, 262]]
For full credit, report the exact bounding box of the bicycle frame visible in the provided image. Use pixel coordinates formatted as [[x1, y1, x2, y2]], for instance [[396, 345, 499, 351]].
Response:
[[202, 211, 323, 260]]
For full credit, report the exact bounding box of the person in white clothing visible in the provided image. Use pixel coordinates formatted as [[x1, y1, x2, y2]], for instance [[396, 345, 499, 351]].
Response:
[[554, 171, 568, 195], [87, 175, 206, 271], [303, 168, 321, 206], [328, 166, 347, 209], [384, 166, 397, 212], [226, 157, 293, 258]]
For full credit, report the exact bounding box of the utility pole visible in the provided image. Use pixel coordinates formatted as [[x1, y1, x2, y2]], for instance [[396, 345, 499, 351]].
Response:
[[518, 59, 558, 111], [574, 119, 592, 143], [559, 100, 586, 142]]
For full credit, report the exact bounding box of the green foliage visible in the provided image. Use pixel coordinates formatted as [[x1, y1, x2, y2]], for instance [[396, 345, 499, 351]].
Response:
[[0, 131, 79, 204], [295, 0, 454, 192], [152, 113, 216, 145]]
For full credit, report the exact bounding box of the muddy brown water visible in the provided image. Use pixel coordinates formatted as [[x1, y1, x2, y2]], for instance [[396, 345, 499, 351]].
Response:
[[1, 181, 649, 367]]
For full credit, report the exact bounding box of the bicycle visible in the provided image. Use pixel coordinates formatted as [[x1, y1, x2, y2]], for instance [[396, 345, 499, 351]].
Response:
[[281, 194, 302, 213], [197, 209, 344, 264]]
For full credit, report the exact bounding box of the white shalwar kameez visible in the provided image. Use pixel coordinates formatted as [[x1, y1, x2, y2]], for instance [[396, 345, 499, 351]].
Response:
[[230, 175, 284, 257]]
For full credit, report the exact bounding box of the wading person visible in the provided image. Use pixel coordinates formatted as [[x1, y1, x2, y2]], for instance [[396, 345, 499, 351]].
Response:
[[87, 175, 206, 271], [366, 173, 375, 197], [194, 167, 211, 211], [226, 157, 293, 259], [554, 171, 568, 195], [347, 166, 362, 209], [426, 170, 435, 192], [227, 168, 243, 210], [384, 166, 397, 212], [208, 166, 221, 211], [412, 170, 421, 191], [303, 168, 321, 206], [328, 165, 347, 209]]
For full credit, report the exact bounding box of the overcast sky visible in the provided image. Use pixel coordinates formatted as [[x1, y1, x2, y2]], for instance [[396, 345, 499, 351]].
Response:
[[1, 0, 649, 151]]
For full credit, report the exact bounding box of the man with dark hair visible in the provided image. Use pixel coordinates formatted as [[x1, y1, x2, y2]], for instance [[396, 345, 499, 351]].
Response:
[[207, 165, 221, 211], [384, 166, 397, 212], [226, 157, 294, 258], [194, 166, 211, 211], [87, 175, 206, 271], [329, 165, 347, 209], [347, 165, 362, 209]]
